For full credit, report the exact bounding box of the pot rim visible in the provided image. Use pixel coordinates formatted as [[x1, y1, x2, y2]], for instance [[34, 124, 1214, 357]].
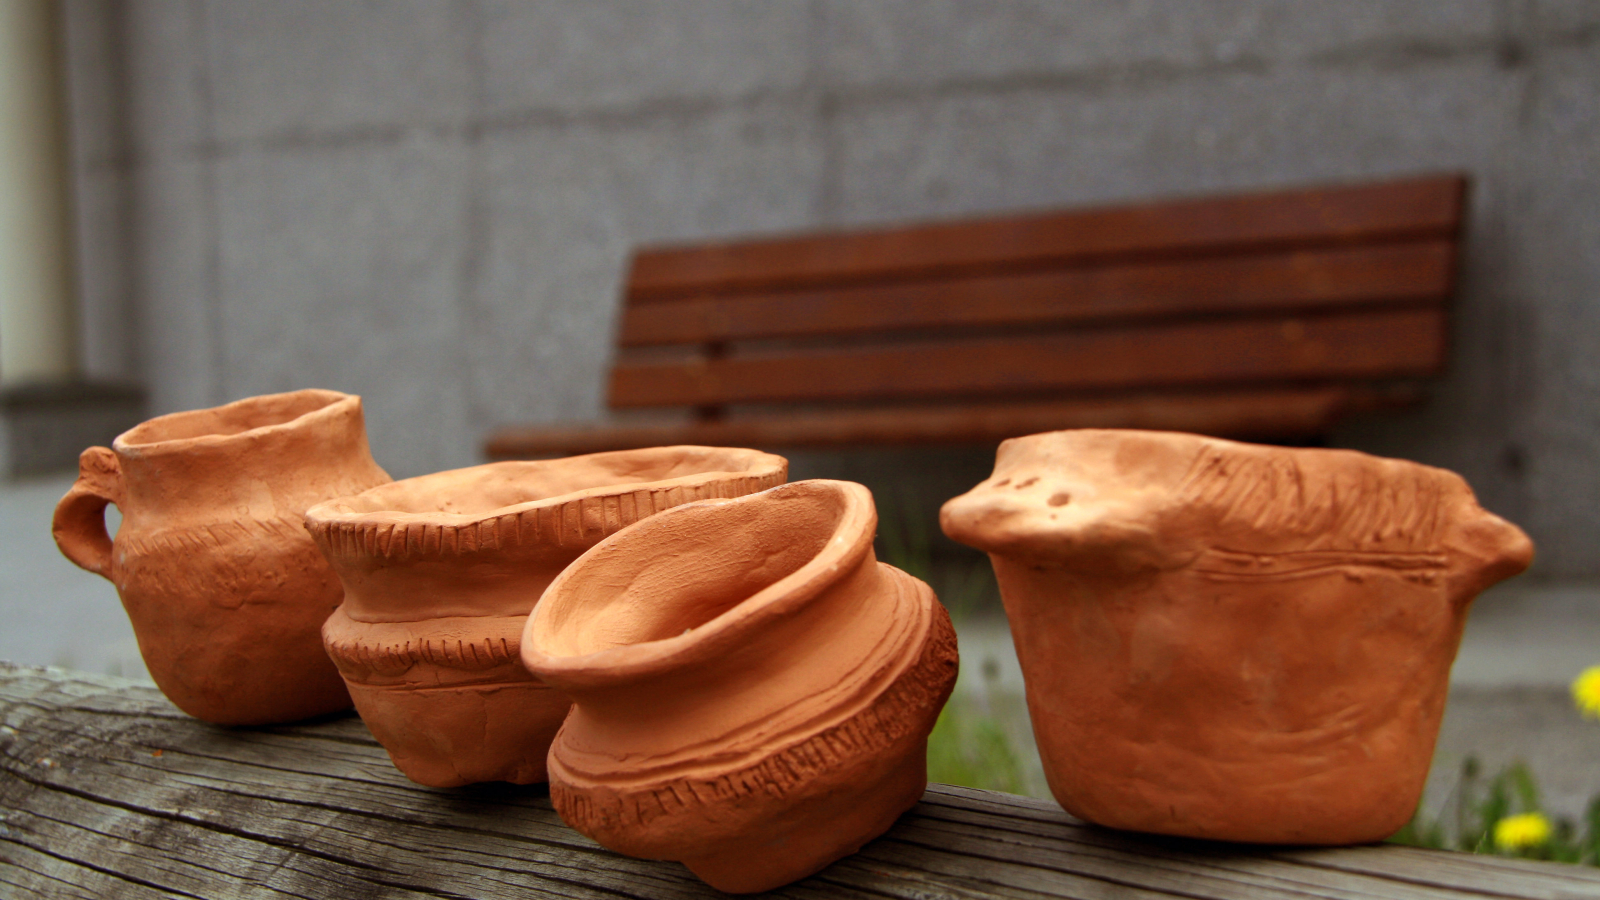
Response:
[[522, 479, 876, 687], [941, 427, 1533, 593], [113, 388, 357, 456], [302, 446, 788, 531]]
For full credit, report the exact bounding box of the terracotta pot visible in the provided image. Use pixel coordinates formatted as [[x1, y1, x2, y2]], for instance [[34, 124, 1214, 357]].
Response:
[[522, 479, 958, 893], [941, 429, 1533, 844], [51, 389, 391, 725], [304, 446, 787, 788]]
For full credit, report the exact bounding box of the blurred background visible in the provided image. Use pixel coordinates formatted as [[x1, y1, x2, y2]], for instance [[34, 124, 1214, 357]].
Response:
[[0, 0, 1596, 829]]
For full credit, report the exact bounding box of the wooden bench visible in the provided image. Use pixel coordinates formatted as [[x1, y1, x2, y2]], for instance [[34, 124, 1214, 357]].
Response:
[[7, 664, 1600, 899], [486, 173, 1466, 459]]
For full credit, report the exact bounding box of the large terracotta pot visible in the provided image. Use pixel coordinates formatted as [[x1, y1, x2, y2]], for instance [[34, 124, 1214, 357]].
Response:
[[304, 446, 787, 788], [523, 479, 958, 894], [941, 429, 1534, 845], [51, 389, 391, 725]]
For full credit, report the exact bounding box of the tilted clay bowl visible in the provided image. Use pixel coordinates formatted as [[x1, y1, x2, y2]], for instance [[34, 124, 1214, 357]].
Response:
[[304, 446, 786, 788], [941, 429, 1534, 845], [51, 389, 391, 725], [523, 479, 959, 893]]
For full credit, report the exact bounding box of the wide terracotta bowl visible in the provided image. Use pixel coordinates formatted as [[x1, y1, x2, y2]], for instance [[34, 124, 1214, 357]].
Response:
[[941, 429, 1533, 844], [305, 445, 786, 787], [523, 479, 958, 893]]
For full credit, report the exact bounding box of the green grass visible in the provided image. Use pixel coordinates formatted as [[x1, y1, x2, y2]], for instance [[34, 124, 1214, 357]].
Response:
[[926, 693, 1026, 795], [876, 489, 1027, 794], [873, 486, 999, 623], [1389, 758, 1600, 866]]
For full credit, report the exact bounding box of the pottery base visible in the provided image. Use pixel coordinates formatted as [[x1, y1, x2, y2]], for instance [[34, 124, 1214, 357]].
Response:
[[154, 665, 353, 727], [550, 588, 959, 893], [116, 525, 358, 726], [993, 553, 1454, 845], [682, 752, 929, 893], [347, 678, 571, 788], [135, 617, 354, 727]]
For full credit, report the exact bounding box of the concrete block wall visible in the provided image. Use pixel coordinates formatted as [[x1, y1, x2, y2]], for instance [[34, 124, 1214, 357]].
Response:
[[56, 0, 1600, 576]]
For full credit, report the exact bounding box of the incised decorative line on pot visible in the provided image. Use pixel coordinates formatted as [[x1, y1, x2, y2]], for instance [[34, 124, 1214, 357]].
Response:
[[305, 446, 787, 788], [522, 479, 959, 894], [51, 389, 391, 725], [941, 428, 1534, 844]]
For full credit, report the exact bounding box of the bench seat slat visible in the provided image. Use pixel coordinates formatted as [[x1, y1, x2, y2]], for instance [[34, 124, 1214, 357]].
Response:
[[618, 241, 1454, 347], [484, 386, 1418, 457], [627, 175, 1466, 299], [608, 308, 1446, 408]]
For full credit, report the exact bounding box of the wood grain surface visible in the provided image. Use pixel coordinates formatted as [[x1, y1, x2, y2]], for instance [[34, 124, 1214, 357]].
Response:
[[617, 242, 1455, 347], [626, 175, 1465, 299], [5, 664, 1598, 899], [607, 308, 1446, 409]]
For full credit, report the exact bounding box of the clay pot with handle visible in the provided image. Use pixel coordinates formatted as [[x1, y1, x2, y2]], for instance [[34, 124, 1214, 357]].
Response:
[[303, 446, 787, 788], [51, 389, 391, 725], [940, 429, 1535, 845], [523, 479, 959, 894]]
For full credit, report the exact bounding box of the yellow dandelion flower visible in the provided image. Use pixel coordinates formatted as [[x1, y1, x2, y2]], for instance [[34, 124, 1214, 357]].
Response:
[[1493, 812, 1552, 851], [1574, 665, 1600, 720]]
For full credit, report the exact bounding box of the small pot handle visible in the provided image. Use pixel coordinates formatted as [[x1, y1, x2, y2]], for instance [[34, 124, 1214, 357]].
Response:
[[52, 446, 123, 580]]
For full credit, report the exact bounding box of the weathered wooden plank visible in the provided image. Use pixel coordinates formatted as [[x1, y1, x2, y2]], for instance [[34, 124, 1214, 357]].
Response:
[[3, 801, 365, 900], [6, 665, 1597, 900], [607, 308, 1446, 408], [2, 711, 692, 899], [1, 839, 178, 900], [618, 242, 1455, 347], [627, 175, 1466, 299], [1274, 845, 1600, 900], [904, 803, 1480, 900], [911, 788, 1600, 900], [483, 385, 1387, 458]]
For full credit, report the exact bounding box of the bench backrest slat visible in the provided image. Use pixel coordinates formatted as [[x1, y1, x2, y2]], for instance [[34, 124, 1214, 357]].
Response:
[[610, 308, 1445, 408], [626, 176, 1465, 300], [607, 174, 1465, 420], [617, 241, 1454, 347]]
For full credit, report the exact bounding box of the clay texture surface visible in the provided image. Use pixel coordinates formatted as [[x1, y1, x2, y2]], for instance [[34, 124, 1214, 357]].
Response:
[[941, 429, 1534, 845], [51, 389, 391, 725], [305, 446, 786, 788], [523, 479, 958, 893]]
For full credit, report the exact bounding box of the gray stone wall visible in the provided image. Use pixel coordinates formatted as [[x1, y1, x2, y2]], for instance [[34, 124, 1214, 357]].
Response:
[[58, 1, 1600, 576]]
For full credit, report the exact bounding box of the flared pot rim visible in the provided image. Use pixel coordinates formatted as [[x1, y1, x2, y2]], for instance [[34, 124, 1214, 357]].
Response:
[[303, 446, 787, 532], [522, 478, 876, 688], [113, 388, 359, 456]]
